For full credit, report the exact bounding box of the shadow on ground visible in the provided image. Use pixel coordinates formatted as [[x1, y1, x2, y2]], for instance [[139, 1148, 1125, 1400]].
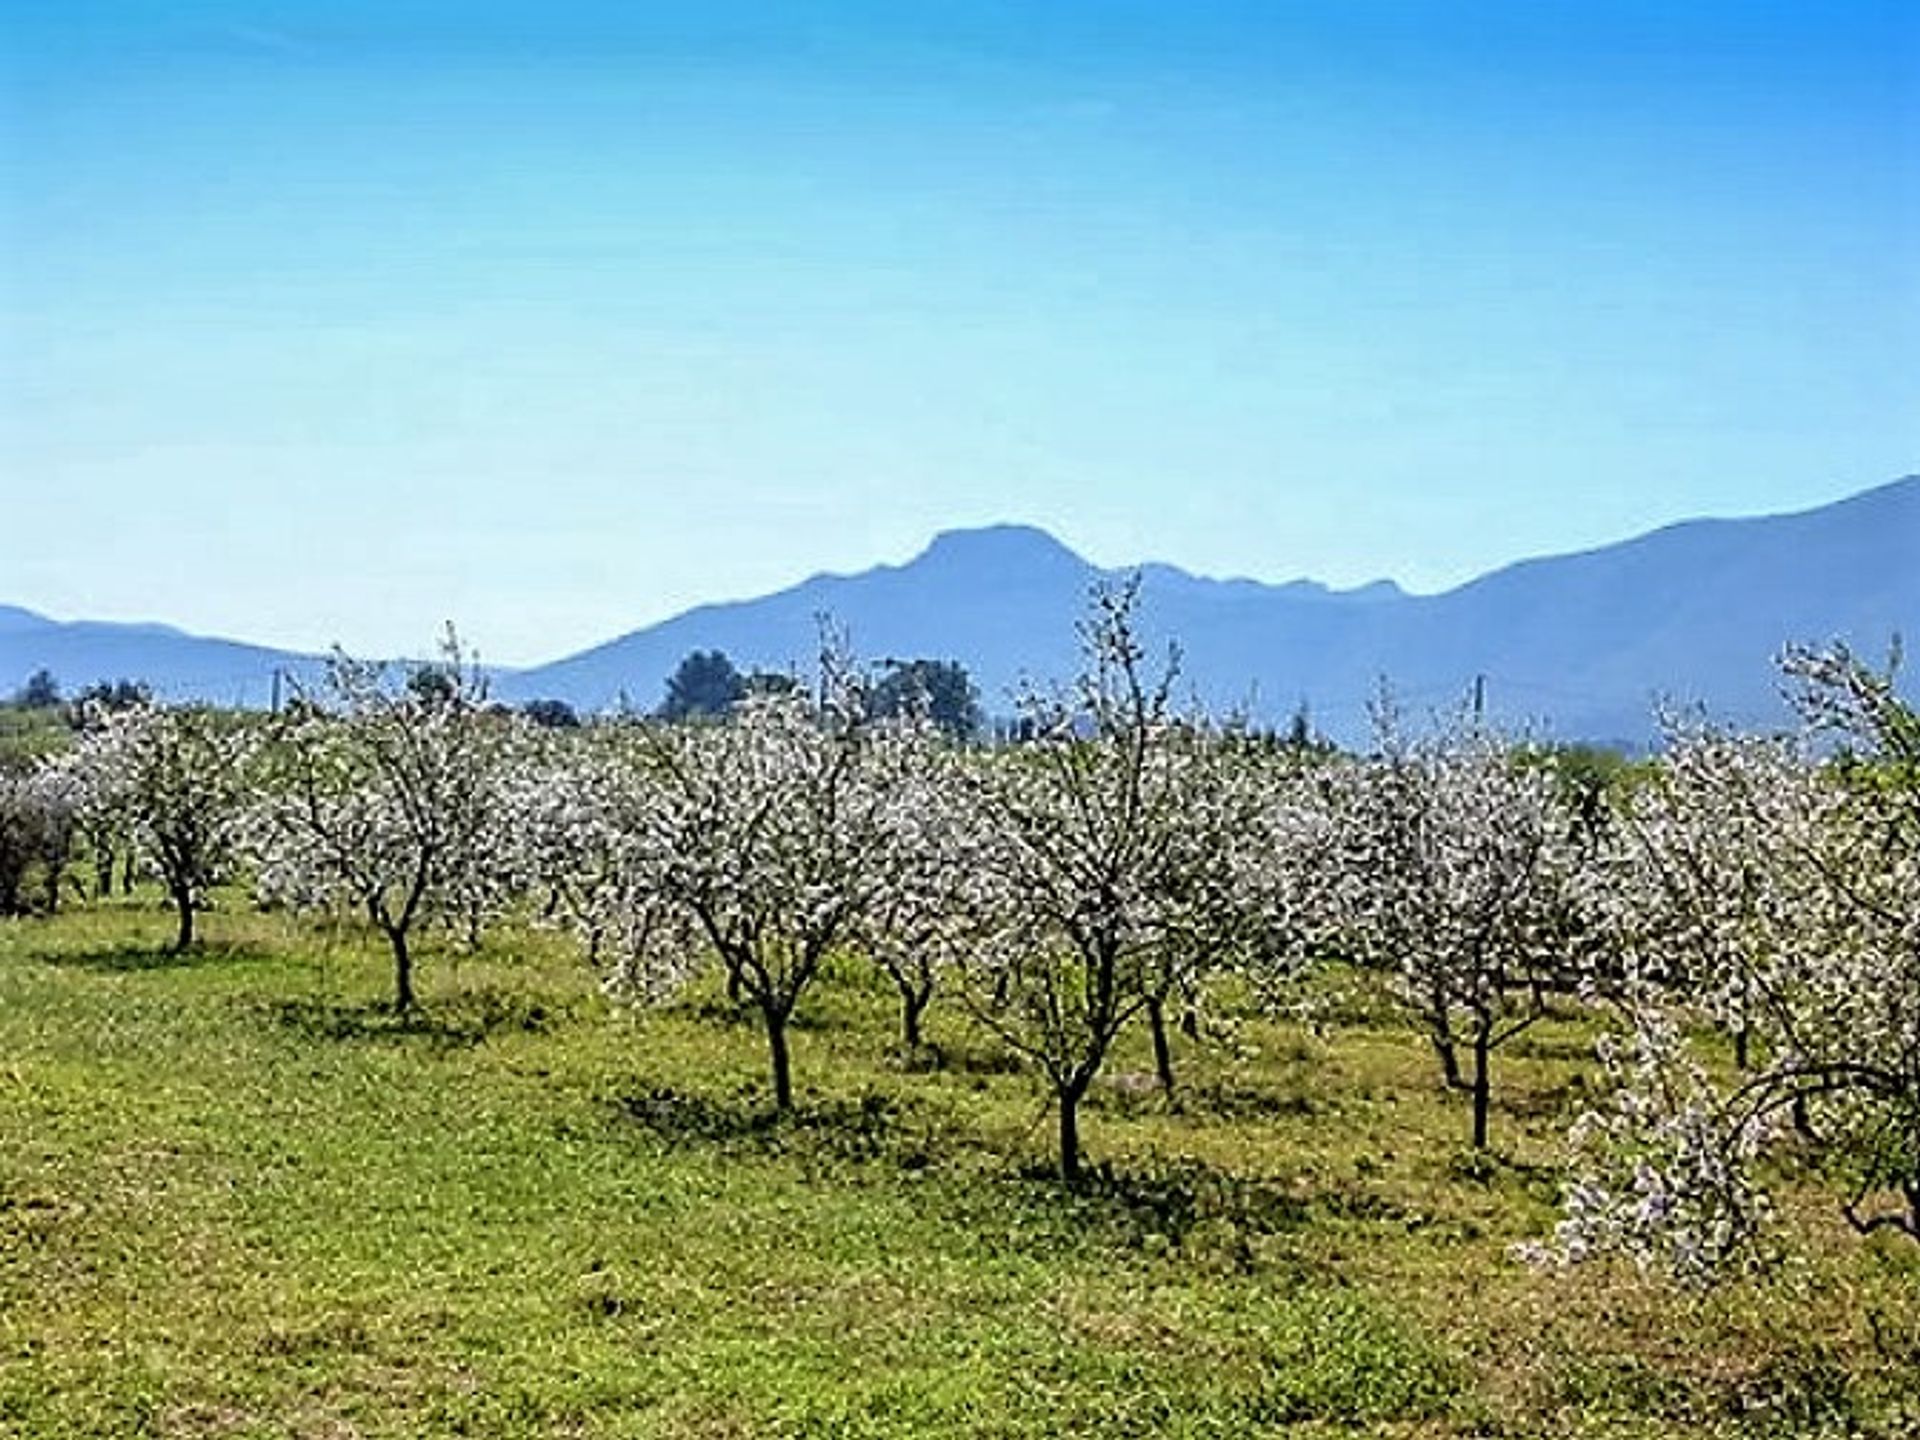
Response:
[[262, 988, 575, 1047], [35, 939, 270, 973]]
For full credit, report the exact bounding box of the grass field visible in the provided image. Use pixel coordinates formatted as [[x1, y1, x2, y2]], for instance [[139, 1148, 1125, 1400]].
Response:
[[2, 896, 1916, 1437]]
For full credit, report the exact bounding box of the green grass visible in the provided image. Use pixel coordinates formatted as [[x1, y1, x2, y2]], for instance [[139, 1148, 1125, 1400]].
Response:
[[2, 897, 1917, 1437]]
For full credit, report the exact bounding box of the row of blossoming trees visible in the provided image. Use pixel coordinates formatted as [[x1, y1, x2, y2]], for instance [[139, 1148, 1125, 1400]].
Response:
[[2, 590, 1915, 1283]]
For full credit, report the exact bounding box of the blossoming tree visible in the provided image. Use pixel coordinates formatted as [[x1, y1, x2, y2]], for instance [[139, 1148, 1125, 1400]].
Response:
[[1544, 644, 1920, 1279], [1327, 702, 1584, 1149], [594, 660, 909, 1111], [66, 703, 255, 950], [953, 579, 1292, 1179], [248, 639, 519, 1010]]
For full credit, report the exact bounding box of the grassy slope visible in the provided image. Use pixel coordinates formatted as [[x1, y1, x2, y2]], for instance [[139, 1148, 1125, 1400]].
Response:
[[1, 899, 1916, 1438]]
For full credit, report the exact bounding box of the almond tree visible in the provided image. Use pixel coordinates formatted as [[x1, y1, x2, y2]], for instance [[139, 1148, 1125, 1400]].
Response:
[[249, 639, 515, 1011], [0, 766, 79, 917], [1543, 644, 1920, 1280], [1329, 702, 1583, 1149], [1132, 726, 1303, 1106], [594, 663, 907, 1111], [28, 763, 81, 914], [66, 703, 255, 950], [953, 579, 1291, 1179], [510, 723, 635, 971], [1595, 720, 1807, 1066], [851, 720, 980, 1054]]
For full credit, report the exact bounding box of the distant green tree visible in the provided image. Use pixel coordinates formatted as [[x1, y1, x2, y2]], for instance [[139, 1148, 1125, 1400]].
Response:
[[406, 664, 461, 707], [520, 698, 581, 729], [868, 658, 981, 740], [17, 669, 60, 710], [658, 650, 746, 722], [70, 679, 154, 723]]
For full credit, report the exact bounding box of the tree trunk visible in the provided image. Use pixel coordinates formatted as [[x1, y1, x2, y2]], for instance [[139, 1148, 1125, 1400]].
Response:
[[1470, 1031, 1492, 1150], [1057, 1080, 1088, 1184], [170, 882, 194, 953], [389, 926, 417, 1013], [1432, 1033, 1464, 1089], [1734, 1023, 1752, 1071], [894, 972, 934, 1052], [1146, 994, 1180, 1109], [900, 988, 927, 1050], [764, 1005, 794, 1111]]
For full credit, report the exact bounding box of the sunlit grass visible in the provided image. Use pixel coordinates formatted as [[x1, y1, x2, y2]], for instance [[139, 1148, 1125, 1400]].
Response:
[[1, 893, 1916, 1437]]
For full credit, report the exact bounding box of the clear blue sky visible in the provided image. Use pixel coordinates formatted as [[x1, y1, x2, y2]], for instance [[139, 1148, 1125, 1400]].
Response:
[[3, 0, 1915, 664]]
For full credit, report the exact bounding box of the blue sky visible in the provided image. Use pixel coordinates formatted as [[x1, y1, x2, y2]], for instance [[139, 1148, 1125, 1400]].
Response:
[[3, 0, 1915, 664]]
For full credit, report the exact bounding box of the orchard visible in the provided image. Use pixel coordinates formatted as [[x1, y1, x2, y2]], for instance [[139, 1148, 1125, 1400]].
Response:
[[3, 595, 1917, 1435]]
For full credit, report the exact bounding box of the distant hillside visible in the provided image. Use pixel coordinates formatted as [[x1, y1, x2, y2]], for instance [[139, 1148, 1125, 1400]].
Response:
[[5, 476, 1915, 744], [498, 476, 1919, 745], [0, 609, 328, 709]]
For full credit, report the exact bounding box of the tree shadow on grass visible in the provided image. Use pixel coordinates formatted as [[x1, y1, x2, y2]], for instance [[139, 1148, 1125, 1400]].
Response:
[[1001, 1155, 1323, 1254], [1177, 1078, 1323, 1122], [599, 1090, 990, 1175], [678, 995, 856, 1036], [606, 1084, 941, 1168], [614, 1080, 1383, 1265], [1502, 1072, 1594, 1123], [36, 939, 270, 973], [928, 1038, 1025, 1078], [263, 988, 575, 1048]]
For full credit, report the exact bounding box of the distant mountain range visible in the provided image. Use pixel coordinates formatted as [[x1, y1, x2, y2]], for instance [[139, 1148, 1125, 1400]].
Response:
[[6, 476, 1916, 746], [0, 604, 328, 711]]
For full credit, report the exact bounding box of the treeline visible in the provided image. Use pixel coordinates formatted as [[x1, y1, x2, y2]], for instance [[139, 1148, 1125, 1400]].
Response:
[[1, 586, 1915, 1284]]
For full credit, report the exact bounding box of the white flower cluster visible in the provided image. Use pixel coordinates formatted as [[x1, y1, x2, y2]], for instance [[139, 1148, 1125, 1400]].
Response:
[[1537, 643, 1920, 1275]]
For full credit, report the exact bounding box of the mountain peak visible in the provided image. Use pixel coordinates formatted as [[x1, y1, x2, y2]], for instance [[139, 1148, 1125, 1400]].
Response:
[[914, 524, 1089, 573]]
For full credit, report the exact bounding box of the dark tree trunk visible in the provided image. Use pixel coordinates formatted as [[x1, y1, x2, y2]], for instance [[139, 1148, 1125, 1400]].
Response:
[[170, 883, 194, 953], [894, 975, 933, 1051], [901, 990, 927, 1050], [764, 1004, 794, 1111], [1734, 1024, 1752, 1071], [1057, 1078, 1089, 1184], [389, 926, 417, 1013], [1470, 1031, 1492, 1150], [1146, 994, 1180, 1109], [1428, 982, 1466, 1089]]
